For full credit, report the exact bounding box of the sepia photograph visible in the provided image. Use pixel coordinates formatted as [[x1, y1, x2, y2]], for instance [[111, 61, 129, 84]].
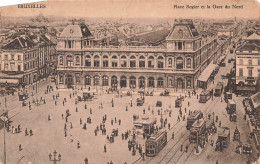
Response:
[[0, 0, 260, 163]]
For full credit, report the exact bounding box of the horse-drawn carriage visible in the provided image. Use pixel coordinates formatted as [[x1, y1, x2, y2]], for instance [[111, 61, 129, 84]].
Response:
[[160, 90, 170, 96], [145, 91, 153, 96]]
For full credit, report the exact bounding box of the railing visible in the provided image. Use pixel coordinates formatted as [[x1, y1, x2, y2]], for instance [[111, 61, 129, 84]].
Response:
[[57, 66, 195, 73], [56, 45, 166, 51]]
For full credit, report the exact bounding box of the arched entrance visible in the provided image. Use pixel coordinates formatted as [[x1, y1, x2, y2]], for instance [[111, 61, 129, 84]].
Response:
[[111, 76, 118, 90], [120, 76, 127, 88], [85, 75, 91, 85], [177, 78, 184, 89], [66, 74, 73, 88], [130, 76, 136, 88], [148, 77, 155, 88], [139, 77, 145, 89]]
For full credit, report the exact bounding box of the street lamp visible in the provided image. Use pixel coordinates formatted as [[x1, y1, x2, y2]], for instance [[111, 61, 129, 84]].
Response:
[[49, 150, 61, 164]]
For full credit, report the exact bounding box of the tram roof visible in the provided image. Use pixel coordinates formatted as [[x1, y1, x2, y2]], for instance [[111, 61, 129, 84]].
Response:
[[134, 117, 156, 125], [218, 127, 230, 137], [192, 119, 205, 128], [149, 130, 166, 140]]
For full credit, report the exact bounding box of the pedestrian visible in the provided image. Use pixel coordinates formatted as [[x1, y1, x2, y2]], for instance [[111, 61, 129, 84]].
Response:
[[104, 144, 107, 152], [77, 141, 80, 149], [119, 119, 121, 125], [55, 100, 57, 106], [111, 119, 113, 125], [64, 130, 67, 137], [180, 144, 183, 152], [90, 108, 92, 114], [76, 107, 78, 112], [188, 101, 190, 107], [25, 128, 28, 136], [19, 144, 22, 151], [185, 108, 187, 113], [30, 129, 33, 136], [70, 122, 73, 129], [48, 115, 51, 121], [185, 145, 189, 152], [168, 123, 170, 130], [63, 101, 65, 106], [197, 94, 198, 99], [143, 109, 145, 114], [62, 114, 64, 119], [85, 104, 87, 109]]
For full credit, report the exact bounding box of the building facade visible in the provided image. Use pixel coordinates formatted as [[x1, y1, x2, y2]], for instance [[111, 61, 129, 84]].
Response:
[[56, 20, 228, 90], [235, 42, 260, 92], [0, 34, 56, 87]]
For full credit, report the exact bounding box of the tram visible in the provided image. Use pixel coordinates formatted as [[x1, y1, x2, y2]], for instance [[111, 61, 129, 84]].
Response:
[[215, 127, 230, 151], [214, 82, 224, 97], [199, 90, 211, 103], [145, 130, 167, 157], [189, 119, 206, 143], [186, 110, 203, 130]]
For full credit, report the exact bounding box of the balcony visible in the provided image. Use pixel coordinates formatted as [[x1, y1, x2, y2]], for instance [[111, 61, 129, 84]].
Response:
[[56, 66, 195, 74]]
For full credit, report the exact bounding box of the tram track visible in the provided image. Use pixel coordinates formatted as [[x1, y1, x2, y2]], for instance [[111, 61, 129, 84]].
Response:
[[158, 96, 221, 164]]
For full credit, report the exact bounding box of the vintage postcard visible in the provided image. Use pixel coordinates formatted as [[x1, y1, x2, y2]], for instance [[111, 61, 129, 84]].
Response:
[[0, 0, 260, 163]]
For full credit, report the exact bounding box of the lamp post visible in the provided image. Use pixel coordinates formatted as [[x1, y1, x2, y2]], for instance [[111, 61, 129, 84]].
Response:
[[49, 150, 61, 164]]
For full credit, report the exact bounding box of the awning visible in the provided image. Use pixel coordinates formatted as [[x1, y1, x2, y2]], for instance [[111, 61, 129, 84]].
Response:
[[237, 85, 256, 91], [198, 64, 216, 82], [0, 79, 19, 84]]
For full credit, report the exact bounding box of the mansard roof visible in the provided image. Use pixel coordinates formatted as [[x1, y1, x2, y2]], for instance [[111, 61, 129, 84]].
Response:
[[166, 20, 199, 40], [59, 24, 93, 39], [2, 36, 36, 50]]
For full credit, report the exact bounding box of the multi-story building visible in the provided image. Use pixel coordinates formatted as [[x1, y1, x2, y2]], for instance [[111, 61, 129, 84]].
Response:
[[56, 20, 229, 90], [235, 42, 260, 93], [0, 33, 56, 87], [0, 36, 38, 87]]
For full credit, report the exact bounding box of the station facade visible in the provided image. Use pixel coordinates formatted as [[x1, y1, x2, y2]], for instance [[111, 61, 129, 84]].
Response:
[[56, 20, 228, 90]]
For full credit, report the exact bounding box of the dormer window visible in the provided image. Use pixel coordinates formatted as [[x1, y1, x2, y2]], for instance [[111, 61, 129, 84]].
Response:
[[178, 29, 183, 38]]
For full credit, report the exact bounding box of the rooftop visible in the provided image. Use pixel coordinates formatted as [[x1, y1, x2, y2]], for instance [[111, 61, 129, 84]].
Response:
[[59, 24, 93, 39]]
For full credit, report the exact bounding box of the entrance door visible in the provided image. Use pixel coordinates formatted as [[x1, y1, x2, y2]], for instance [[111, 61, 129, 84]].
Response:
[[139, 77, 145, 89], [177, 78, 184, 89], [120, 76, 127, 88], [66, 75, 73, 88], [111, 76, 118, 90]]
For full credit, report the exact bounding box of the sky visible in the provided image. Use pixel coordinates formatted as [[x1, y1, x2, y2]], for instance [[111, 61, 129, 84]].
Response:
[[0, 0, 259, 19]]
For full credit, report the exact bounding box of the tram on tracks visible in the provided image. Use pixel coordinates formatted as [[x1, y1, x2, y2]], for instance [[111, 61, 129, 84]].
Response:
[[214, 82, 224, 97], [145, 130, 167, 157], [186, 110, 203, 130], [199, 90, 211, 103], [189, 119, 206, 144]]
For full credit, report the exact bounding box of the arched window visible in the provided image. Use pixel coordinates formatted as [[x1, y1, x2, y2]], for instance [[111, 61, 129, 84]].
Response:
[[187, 58, 191, 68], [94, 75, 100, 86], [59, 74, 63, 84], [94, 55, 100, 67], [129, 76, 136, 88], [103, 55, 108, 67], [168, 58, 172, 67], [102, 76, 109, 86], [120, 76, 127, 88], [130, 56, 136, 68], [139, 56, 145, 68], [148, 56, 154, 68], [158, 56, 164, 68], [112, 55, 118, 67], [66, 55, 73, 67], [138, 76, 145, 88], [85, 55, 91, 67], [148, 77, 154, 87], [59, 56, 63, 65], [76, 56, 80, 65], [176, 57, 184, 69], [121, 55, 127, 67], [157, 77, 164, 88], [85, 75, 91, 85]]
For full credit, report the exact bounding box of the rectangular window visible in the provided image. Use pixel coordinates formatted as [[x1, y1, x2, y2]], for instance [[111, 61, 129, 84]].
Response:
[[11, 54, 14, 60], [112, 61, 118, 67], [158, 61, 163, 68], [103, 61, 108, 67], [76, 74, 80, 83], [239, 59, 243, 65], [94, 61, 100, 67], [139, 61, 145, 68], [248, 59, 252, 66], [4, 55, 8, 60], [59, 75, 64, 84], [121, 61, 127, 67], [130, 61, 136, 68], [18, 55, 21, 61], [4, 63, 8, 71], [148, 61, 154, 68], [239, 68, 243, 76], [18, 65, 21, 72], [10, 63, 15, 71], [248, 69, 253, 77], [68, 41, 72, 48], [178, 42, 182, 50], [67, 61, 73, 67]]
